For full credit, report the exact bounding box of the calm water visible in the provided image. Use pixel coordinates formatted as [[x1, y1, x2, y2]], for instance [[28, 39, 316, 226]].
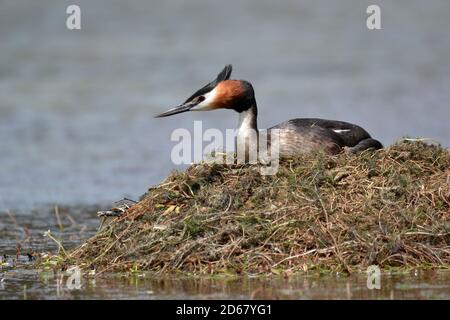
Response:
[[1, 0, 449, 299], [2, 270, 450, 300]]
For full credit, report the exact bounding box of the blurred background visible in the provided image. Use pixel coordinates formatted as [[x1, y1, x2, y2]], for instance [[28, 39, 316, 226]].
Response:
[[1, 0, 449, 211]]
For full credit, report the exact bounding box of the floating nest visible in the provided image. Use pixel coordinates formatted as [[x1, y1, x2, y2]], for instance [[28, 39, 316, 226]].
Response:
[[41, 140, 450, 275]]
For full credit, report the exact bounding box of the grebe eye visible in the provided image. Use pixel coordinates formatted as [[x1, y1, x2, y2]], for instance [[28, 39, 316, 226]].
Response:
[[197, 96, 205, 102]]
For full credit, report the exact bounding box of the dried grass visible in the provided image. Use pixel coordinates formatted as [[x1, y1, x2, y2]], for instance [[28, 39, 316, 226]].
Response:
[[42, 141, 450, 275]]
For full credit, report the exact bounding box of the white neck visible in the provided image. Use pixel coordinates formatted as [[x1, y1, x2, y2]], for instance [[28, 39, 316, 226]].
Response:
[[237, 104, 258, 132], [236, 104, 258, 157]]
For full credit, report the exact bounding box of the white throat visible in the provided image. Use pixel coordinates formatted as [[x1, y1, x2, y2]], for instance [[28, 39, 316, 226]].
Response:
[[238, 104, 257, 128], [236, 105, 258, 145]]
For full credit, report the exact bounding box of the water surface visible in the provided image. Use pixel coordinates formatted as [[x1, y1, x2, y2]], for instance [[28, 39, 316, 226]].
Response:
[[2, 268, 449, 300]]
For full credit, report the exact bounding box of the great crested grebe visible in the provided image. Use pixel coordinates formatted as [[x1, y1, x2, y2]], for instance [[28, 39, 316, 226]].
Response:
[[155, 65, 383, 157]]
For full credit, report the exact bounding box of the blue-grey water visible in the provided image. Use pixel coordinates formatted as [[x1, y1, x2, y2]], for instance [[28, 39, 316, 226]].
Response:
[[0, 0, 449, 299]]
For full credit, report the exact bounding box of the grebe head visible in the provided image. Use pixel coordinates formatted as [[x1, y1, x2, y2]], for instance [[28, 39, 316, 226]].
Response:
[[155, 65, 255, 118]]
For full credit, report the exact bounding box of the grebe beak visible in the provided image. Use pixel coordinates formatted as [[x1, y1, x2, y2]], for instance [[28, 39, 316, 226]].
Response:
[[154, 101, 197, 118]]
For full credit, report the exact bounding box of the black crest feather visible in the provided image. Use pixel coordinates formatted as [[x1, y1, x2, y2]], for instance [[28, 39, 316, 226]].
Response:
[[184, 65, 232, 103]]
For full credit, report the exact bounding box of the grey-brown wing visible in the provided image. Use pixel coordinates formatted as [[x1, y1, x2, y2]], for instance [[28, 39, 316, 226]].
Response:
[[272, 118, 372, 147], [268, 121, 345, 155]]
